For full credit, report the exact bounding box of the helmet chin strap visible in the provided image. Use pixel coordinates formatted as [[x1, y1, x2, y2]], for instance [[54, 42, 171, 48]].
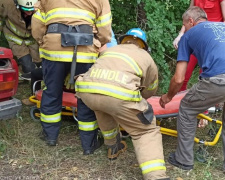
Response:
[[13, 0, 20, 9]]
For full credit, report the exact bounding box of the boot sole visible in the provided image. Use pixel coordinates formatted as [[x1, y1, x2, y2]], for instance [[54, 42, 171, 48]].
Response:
[[108, 141, 127, 160]]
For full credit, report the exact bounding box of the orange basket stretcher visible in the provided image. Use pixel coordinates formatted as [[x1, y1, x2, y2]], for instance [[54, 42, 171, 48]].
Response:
[[29, 90, 222, 147]]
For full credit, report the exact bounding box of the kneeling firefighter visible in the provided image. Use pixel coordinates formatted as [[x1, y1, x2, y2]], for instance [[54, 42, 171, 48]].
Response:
[[75, 28, 170, 180], [31, 0, 112, 154], [0, 0, 41, 80]]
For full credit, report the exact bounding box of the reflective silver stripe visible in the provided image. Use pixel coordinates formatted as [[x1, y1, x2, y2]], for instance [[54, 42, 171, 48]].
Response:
[[101, 52, 142, 77], [7, 19, 30, 38], [96, 13, 112, 27], [33, 10, 46, 23], [78, 121, 98, 131], [39, 48, 97, 62], [75, 82, 142, 101], [24, 39, 35, 45], [46, 8, 95, 24], [40, 113, 61, 123], [78, 54, 97, 62], [102, 127, 119, 139], [141, 162, 165, 171], [41, 116, 60, 121], [5, 34, 23, 45], [140, 160, 166, 174], [40, 50, 73, 60]]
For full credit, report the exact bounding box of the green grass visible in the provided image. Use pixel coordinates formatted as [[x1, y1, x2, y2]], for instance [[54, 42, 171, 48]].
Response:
[[0, 80, 224, 179]]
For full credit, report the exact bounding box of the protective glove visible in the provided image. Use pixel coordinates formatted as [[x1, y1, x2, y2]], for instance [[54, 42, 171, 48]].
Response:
[[64, 73, 75, 90], [173, 32, 184, 49]]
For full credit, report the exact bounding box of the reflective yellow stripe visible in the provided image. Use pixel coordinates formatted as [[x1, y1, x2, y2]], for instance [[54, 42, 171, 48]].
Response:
[[41, 112, 61, 123], [96, 12, 112, 27], [101, 52, 143, 77], [45, 8, 96, 24], [33, 9, 46, 23], [24, 39, 35, 45], [75, 81, 142, 102], [140, 160, 166, 175], [78, 120, 98, 131], [39, 48, 98, 63], [102, 127, 119, 140], [7, 19, 30, 38], [5, 33, 23, 45], [148, 79, 158, 91]]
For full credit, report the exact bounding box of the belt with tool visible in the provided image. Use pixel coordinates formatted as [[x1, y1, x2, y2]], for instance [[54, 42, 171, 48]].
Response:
[[47, 23, 94, 84]]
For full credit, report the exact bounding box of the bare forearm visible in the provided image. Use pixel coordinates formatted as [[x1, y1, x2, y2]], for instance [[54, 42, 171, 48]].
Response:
[[167, 76, 184, 100]]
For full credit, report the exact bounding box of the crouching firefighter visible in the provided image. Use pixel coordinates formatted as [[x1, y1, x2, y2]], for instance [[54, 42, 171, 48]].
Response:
[[75, 28, 170, 180], [31, 0, 112, 154], [0, 0, 41, 80]]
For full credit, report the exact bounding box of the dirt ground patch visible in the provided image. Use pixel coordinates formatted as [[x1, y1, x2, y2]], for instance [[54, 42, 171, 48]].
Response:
[[0, 81, 225, 180]]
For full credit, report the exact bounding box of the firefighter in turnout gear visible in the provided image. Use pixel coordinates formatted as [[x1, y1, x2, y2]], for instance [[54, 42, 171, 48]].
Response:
[[0, 0, 41, 80], [32, 0, 112, 154], [75, 28, 170, 180]]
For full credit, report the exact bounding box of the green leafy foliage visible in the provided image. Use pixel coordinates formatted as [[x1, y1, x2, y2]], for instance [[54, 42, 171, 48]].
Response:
[[110, 0, 190, 93], [143, 0, 190, 93], [110, 0, 138, 34]]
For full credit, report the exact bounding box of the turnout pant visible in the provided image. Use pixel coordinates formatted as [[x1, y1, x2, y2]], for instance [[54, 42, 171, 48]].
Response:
[[7, 40, 41, 63], [77, 92, 168, 180], [41, 59, 98, 151], [175, 74, 225, 166]]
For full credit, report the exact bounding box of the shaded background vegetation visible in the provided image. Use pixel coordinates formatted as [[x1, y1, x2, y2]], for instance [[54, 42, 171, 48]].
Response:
[[110, 0, 190, 93]]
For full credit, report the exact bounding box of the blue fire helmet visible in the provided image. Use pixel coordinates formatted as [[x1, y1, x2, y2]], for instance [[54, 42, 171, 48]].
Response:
[[106, 30, 118, 48], [119, 28, 148, 50]]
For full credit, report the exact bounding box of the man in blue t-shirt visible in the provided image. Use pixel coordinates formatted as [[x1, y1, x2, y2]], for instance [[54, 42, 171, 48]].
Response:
[[159, 6, 225, 171]]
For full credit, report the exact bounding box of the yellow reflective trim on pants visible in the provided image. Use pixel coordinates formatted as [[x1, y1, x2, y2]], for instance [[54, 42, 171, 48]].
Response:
[[33, 9, 46, 23], [101, 52, 142, 77], [39, 48, 98, 63], [5, 33, 23, 45], [148, 79, 158, 91], [45, 8, 95, 24], [75, 81, 142, 102], [101, 127, 119, 140], [96, 12, 112, 27], [7, 19, 31, 38], [41, 112, 61, 123], [140, 159, 166, 175], [78, 120, 98, 131]]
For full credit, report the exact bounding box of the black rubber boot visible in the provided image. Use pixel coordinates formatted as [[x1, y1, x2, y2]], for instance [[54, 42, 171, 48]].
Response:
[[83, 135, 104, 155], [19, 54, 36, 74], [39, 130, 57, 146], [107, 133, 127, 160], [168, 152, 193, 170]]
